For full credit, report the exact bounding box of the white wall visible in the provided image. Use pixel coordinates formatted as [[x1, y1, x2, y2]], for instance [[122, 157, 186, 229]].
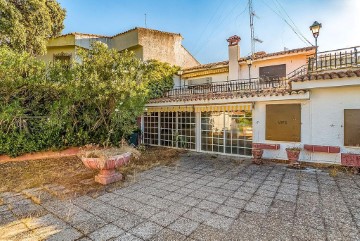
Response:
[[184, 73, 228, 86], [239, 54, 308, 80], [253, 85, 360, 164]]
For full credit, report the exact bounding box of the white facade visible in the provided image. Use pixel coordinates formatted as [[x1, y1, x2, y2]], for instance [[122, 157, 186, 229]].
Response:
[[144, 37, 360, 166]]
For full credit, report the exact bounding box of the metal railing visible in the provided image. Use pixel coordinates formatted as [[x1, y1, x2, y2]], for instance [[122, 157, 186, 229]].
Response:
[[308, 46, 360, 72], [163, 78, 289, 97], [287, 64, 308, 79]]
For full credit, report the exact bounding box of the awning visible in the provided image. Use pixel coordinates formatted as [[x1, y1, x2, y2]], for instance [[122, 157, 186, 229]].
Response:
[[194, 104, 252, 112], [146, 104, 252, 113], [146, 106, 194, 113]]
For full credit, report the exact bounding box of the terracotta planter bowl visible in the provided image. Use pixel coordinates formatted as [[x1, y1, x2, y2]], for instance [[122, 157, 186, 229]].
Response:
[[252, 148, 264, 165], [81, 152, 131, 185], [286, 149, 301, 167]]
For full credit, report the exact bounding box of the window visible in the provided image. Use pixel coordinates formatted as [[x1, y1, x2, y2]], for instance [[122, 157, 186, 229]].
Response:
[[53, 53, 71, 67], [160, 112, 176, 147], [177, 112, 196, 149], [143, 111, 196, 150], [201, 110, 252, 155], [188, 77, 212, 86], [259, 64, 286, 81], [344, 109, 360, 147], [266, 104, 301, 142], [143, 112, 159, 145]]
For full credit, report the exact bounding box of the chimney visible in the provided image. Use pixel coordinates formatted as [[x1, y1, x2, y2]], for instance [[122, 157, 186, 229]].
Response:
[[227, 35, 241, 80]]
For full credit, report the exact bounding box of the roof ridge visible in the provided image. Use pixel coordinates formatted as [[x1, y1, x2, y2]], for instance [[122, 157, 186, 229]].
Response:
[[57, 32, 109, 38], [111, 27, 182, 38]]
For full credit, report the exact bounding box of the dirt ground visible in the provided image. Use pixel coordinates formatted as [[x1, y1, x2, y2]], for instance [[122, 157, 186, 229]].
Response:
[[0, 146, 184, 197]]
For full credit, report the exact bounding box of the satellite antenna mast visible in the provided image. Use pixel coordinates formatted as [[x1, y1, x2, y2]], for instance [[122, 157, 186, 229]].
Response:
[[248, 0, 262, 57], [249, 0, 255, 57], [145, 13, 147, 28]]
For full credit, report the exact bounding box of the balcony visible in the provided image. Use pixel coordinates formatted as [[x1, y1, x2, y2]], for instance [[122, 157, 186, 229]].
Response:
[[157, 46, 360, 99], [162, 78, 290, 98], [308, 46, 360, 72]]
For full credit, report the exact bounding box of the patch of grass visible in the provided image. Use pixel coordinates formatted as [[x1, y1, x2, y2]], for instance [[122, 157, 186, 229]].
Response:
[[0, 146, 185, 196]]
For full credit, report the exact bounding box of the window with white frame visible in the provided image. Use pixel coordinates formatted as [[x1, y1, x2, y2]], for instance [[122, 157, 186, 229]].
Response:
[[224, 111, 252, 156], [160, 112, 176, 147], [176, 112, 196, 149], [201, 111, 252, 155], [201, 112, 225, 153], [143, 112, 159, 145]]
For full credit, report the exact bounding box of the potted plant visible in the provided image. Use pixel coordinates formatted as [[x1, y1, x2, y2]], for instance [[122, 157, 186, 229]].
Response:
[[252, 148, 264, 165], [79, 143, 140, 185], [285, 146, 302, 167]]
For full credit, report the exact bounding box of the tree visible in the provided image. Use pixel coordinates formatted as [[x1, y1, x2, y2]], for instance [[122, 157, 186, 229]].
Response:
[[144, 60, 179, 99], [0, 0, 66, 55]]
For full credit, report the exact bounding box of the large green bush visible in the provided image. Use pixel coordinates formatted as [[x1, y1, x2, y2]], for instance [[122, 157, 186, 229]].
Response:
[[0, 42, 177, 156]]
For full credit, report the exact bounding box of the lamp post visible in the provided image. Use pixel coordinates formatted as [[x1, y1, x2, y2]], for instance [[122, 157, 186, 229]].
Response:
[[246, 56, 253, 90], [310, 21, 322, 70], [177, 70, 184, 87]]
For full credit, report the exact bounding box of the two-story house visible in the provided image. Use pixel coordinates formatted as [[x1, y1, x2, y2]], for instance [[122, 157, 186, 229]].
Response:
[[39, 27, 199, 68], [142, 35, 360, 167]]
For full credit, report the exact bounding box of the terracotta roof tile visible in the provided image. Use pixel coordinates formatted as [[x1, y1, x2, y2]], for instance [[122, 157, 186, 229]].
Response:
[[182, 61, 229, 72], [148, 89, 308, 104], [112, 27, 181, 38], [248, 46, 316, 61], [57, 32, 109, 38], [183, 46, 315, 73], [291, 69, 360, 82]]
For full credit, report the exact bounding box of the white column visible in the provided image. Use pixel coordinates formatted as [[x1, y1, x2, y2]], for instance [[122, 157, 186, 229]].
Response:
[[195, 112, 201, 152]]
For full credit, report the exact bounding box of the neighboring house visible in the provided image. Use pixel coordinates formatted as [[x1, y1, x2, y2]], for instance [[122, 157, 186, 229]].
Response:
[[38, 27, 199, 68], [142, 35, 360, 166]]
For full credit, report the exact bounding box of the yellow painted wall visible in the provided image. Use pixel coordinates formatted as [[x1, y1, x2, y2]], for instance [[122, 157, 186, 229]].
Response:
[[38, 46, 76, 62], [47, 35, 75, 47]]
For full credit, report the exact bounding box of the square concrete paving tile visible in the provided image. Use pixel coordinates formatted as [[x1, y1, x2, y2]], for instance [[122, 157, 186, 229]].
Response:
[[163, 192, 184, 202], [244, 202, 269, 214], [168, 217, 200, 236], [183, 208, 212, 223], [134, 205, 161, 219], [196, 200, 219, 212], [129, 221, 163, 240], [150, 228, 186, 241], [23, 214, 67, 230], [88, 224, 125, 241], [167, 203, 192, 215], [150, 210, 180, 227], [203, 213, 234, 231], [215, 205, 241, 218], [41, 227, 83, 241], [73, 216, 108, 235], [113, 213, 145, 231], [111, 232, 143, 241], [233, 191, 253, 201], [205, 194, 227, 204], [178, 196, 202, 207]]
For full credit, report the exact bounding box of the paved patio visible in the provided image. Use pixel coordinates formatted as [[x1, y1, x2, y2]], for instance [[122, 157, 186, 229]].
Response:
[[1, 152, 360, 241]]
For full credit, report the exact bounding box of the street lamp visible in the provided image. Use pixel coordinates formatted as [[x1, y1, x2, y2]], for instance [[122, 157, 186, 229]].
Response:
[[310, 21, 322, 68], [246, 56, 253, 89], [177, 70, 184, 87]]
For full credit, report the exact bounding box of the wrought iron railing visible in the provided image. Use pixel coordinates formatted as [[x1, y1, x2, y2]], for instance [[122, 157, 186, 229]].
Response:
[[287, 64, 308, 79], [308, 46, 360, 72], [163, 78, 289, 97]]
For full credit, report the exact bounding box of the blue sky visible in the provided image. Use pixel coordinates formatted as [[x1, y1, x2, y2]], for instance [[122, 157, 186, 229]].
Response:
[[58, 0, 360, 64]]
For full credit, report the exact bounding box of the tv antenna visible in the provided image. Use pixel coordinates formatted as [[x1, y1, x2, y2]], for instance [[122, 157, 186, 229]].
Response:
[[144, 13, 147, 28], [248, 0, 263, 57]]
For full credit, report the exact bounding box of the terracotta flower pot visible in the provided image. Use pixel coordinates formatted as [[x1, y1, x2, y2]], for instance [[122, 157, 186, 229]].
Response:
[[252, 148, 264, 165], [286, 149, 301, 167], [81, 152, 131, 185]]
